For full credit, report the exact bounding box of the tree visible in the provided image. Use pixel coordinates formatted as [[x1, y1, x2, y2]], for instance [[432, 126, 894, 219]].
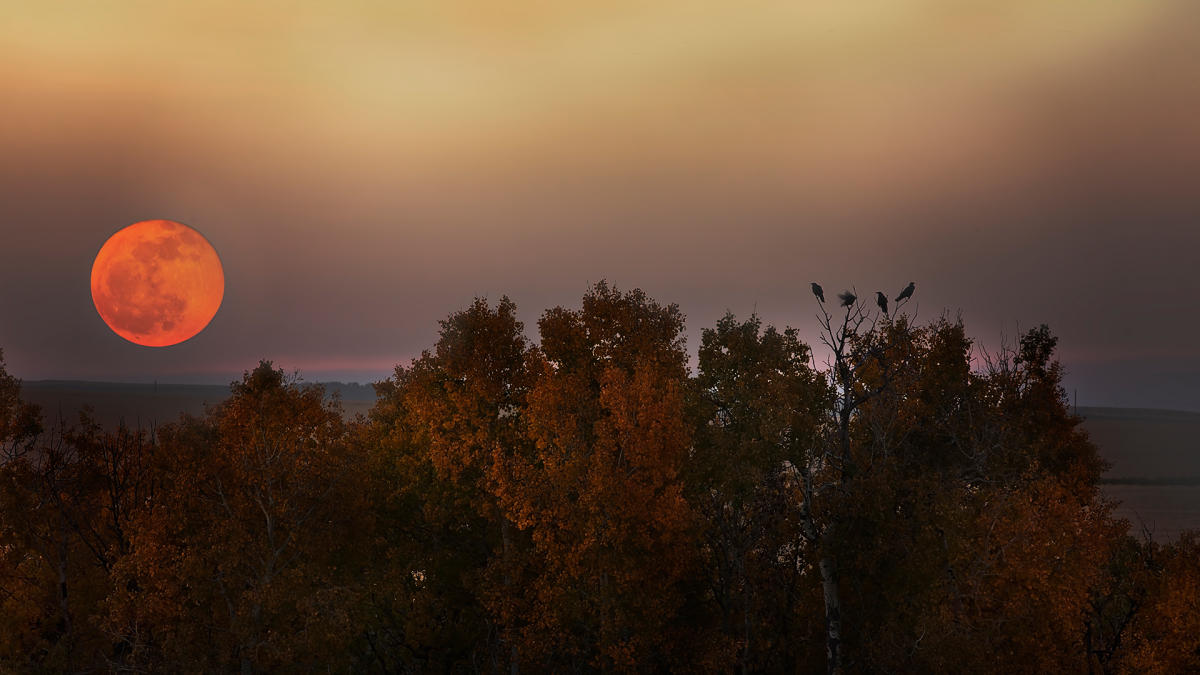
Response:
[[368, 297, 536, 672], [507, 282, 711, 670], [0, 353, 159, 670], [0, 349, 40, 463], [0, 286, 1184, 672], [686, 313, 827, 671], [112, 363, 370, 673], [1091, 532, 1200, 674], [780, 281, 1124, 673], [815, 317, 1122, 671], [794, 289, 898, 673]]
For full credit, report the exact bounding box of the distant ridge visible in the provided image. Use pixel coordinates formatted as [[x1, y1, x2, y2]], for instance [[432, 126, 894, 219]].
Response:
[[1078, 407, 1200, 482], [21, 379, 378, 400], [1078, 406, 1200, 422], [18, 379, 378, 430], [23, 380, 229, 394], [1099, 477, 1200, 486]]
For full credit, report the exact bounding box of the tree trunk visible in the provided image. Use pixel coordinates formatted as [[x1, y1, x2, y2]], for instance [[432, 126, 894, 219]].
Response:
[[818, 550, 842, 674], [56, 532, 74, 672], [501, 518, 520, 675], [798, 467, 843, 675], [823, 361, 852, 673]]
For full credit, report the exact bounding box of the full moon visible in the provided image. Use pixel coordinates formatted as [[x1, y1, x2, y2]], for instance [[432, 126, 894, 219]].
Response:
[[91, 220, 225, 347]]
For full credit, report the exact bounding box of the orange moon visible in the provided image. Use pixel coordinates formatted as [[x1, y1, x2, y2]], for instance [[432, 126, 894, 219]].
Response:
[[91, 220, 224, 347]]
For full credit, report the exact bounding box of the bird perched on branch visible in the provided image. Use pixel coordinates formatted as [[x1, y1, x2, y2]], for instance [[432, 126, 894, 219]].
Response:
[[838, 291, 857, 307], [811, 282, 825, 303], [876, 292, 889, 315], [895, 282, 915, 303]]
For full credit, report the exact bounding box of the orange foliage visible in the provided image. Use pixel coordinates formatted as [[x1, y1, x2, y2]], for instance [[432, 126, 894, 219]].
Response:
[[109, 363, 370, 671], [0, 292, 1196, 673]]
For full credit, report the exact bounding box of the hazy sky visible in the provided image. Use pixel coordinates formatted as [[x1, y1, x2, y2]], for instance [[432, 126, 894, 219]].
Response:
[[1, 1, 1199, 409]]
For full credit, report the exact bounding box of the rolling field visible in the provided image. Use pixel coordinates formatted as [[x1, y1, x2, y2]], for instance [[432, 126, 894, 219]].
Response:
[[1080, 407, 1200, 542]]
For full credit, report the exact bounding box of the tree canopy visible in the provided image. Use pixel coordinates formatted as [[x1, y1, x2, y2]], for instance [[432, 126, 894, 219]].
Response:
[[0, 287, 1195, 673]]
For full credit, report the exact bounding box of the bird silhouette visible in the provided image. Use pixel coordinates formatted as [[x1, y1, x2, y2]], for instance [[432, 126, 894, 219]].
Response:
[[838, 291, 857, 307], [876, 291, 889, 315], [895, 282, 915, 303], [811, 282, 825, 303]]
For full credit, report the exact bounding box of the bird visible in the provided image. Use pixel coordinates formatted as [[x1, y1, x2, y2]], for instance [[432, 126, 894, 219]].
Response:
[[838, 290, 857, 307], [875, 291, 889, 315], [895, 282, 915, 303], [811, 282, 825, 303]]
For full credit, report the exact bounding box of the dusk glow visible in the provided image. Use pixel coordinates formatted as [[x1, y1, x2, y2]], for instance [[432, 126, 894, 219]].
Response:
[[0, 0, 1196, 408]]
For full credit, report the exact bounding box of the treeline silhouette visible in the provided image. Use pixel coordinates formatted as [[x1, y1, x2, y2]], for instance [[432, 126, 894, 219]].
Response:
[[0, 282, 1196, 673]]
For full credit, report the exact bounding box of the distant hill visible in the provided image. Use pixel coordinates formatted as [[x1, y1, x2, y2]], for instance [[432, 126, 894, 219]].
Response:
[[19, 379, 379, 430], [1077, 406, 1200, 482]]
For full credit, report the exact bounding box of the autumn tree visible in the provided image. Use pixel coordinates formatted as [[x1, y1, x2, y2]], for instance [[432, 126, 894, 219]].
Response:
[[500, 282, 713, 670], [367, 297, 536, 672], [111, 362, 371, 673], [1103, 532, 1200, 673], [0, 286, 1191, 673], [0, 349, 39, 463], [686, 313, 828, 671], [806, 311, 1123, 671], [0, 352, 160, 670], [694, 280, 1129, 673], [0, 355, 86, 671]]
